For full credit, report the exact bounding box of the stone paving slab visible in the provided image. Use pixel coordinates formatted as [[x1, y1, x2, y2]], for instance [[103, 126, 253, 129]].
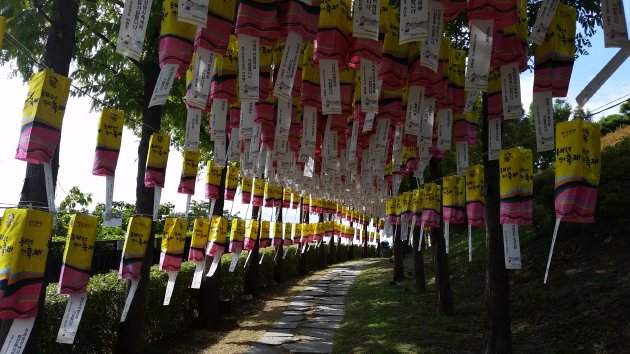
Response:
[[282, 341, 333, 353], [250, 261, 377, 353]]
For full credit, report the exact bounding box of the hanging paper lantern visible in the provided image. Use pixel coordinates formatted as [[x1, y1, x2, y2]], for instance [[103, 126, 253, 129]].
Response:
[[486, 69, 503, 120], [58, 214, 98, 295], [260, 221, 272, 247], [224, 165, 240, 201], [210, 36, 239, 104], [499, 148, 533, 225], [282, 188, 292, 209], [241, 177, 253, 204], [160, 218, 188, 271], [271, 221, 284, 247], [453, 111, 478, 146], [291, 192, 300, 209], [188, 218, 210, 262], [206, 217, 228, 257], [159, 0, 197, 77], [178, 150, 200, 194], [448, 49, 466, 114], [292, 223, 302, 244], [244, 219, 260, 250], [314, 0, 352, 66], [119, 216, 152, 280], [264, 182, 274, 207], [16, 69, 71, 164], [465, 165, 485, 226], [300, 41, 321, 109], [490, 0, 527, 71], [467, 0, 518, 31], [0, 209, 53, 319], [252, 178, 265, 206], [302, 194, 311, 212], [234, 0, 280, 46], [443, 176, 466, 224], [421, 183, 441, 228], [554, 120, 602, 223], [145, 132, 171, 188], [533, 3, 576, 98], [194, 0, 238, 55], [93, 108, 125, 176], [205, 160, 223, 200], [438, 0, 466, 23], [412, 188, 423, 226], [230, 219, 246, 253]]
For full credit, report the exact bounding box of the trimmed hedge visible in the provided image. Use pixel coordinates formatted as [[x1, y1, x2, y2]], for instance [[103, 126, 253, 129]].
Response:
[[38, 244, 377, 351]]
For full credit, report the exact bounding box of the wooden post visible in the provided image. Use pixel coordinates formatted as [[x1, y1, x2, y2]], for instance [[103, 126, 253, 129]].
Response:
[[298, 197, 309, 275], [392, 223, 404, 281], [430, 158, 454, 315], [243, 204, 261, 296], [197, 162, 226, 328], [274, 200, 284, 284], [413, 226, 425, 292], [481, 93, 513, 353]]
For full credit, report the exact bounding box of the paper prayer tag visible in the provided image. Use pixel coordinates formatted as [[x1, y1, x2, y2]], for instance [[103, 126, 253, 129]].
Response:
[[532, 91, 555, 152], [274, 31, 303, 101], [149, 64, 178, 107], [56, 293, 88, 344], [238, 35, 260, 101], [465, 20, 493, 92]]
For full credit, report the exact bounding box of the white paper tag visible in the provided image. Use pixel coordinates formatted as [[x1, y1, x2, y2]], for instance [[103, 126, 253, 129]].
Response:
[[190, 261, 203, 289], [214, 138, 227, 167], [400, 0, 428, 44], [419, 1, 444, 73], [43, 162, 56, 214], [375, 119, 391, 152], [210, 98, 228, 140], [529, 0, 560, 45], [348, 121, 359, 165], [149, 64, 178, 107], [488, 119, 501, 160], [444, 222, 450, 254], [153, 187, 162, 221], [601, 0, 630, 47], [229, 251, 241, 272], [502, 224, 522, 269], [184, 108, 201, 151], [363, 112, 376, 132], [274, 31, 303, 100], [360, 59, 379, 112], [188, 48, 216, 109], [319, 59, 342, 115], [249, 123, 262, 160], [304, 156, 315, 178], [1, 317, 36, 354], [56, 293, 88, 344], [115, 0, 154, 61], [465, 20, 493, 92], [177, 0, 208, 27], [163, 271, 178, 306], [437, 108, 453, 150], [238, 34, 260, 101], [103, 175, 117, 227], [120, 279, 139, 322], [420, 98, 435, 147], [392, 126, 403, 169], [227, 127, 240, 161], [464, 90, 479, 113], [533, 91, 555, 152], [276, 98, 292, 139], [405, 86, 424, 136], [353, 0, 381, 40], [455, 141, 469, 176], [500, 63, 523, 120], [206, 249, 224, 277], [575, 47, 630, 106], [239, 100, 255, 140]]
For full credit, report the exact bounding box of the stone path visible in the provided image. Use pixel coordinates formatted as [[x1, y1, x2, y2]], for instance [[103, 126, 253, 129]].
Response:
[[246, 260, 377, 354]]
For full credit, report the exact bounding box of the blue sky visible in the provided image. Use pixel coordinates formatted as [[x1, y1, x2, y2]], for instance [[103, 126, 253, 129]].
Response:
[[0, 5, 629, 214]]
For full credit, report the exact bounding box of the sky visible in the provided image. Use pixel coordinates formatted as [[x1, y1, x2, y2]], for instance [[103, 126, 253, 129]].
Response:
[[1, 7, 629, 217]]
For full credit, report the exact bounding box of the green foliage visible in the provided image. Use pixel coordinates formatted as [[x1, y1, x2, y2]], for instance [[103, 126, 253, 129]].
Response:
[[53, 186, 93, 238], [598, 114, 630, 136]]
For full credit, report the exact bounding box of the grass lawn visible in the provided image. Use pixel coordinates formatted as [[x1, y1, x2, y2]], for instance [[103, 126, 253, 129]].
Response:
[[334, 225, 630, 353]]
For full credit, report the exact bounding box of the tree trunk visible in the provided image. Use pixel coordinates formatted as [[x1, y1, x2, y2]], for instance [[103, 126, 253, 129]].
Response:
[[430, 158, 454, 315], [412, 226, 425, 292], [318, 214, 327, 269], [362, 221, 369, 258], [7, 1, 81, 351], [481, 94, 512, 353], [274, 204, 284, 284], [243, 205, 261, 296], [298, 200, 309, 275], [392, 224, 404, 282], [115, 61, 163, 354], [197, 165, 226, 328]]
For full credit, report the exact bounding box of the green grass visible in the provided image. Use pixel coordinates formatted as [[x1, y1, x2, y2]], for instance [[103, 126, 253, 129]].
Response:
[[335, 224, 630, 353]]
